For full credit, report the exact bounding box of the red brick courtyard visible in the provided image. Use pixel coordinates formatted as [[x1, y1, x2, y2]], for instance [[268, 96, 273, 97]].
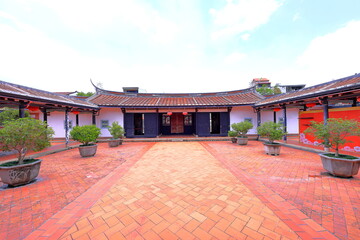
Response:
[[0, 141, 359, 240]]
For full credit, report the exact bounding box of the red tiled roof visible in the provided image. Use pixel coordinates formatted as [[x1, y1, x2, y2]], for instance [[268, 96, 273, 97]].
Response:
[[252, 78, 270, 82], [0, 80, 98, 109], [255, 73, 360, 107], [89, 88, 263, 107]]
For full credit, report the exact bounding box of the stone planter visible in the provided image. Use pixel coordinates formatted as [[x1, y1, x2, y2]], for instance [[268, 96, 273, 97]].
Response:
[[231, 137, 237, 143], [319, 153, 360, 177], [78, 144, 97, 157], [108, 139, 123, 147], [264, 143, 281, 156], [237, 137, 248, 145], [0, 159, 42, 187]]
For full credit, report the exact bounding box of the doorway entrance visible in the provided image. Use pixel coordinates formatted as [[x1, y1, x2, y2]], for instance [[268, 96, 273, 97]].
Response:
[[171, 113, 184, 134]]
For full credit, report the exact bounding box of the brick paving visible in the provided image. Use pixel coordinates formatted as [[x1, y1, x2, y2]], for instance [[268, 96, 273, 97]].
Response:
[[202, 141, 360, 240], [0, 141, 358, 239], [57, 142, 300, 240], [0, 142, 153, 240]]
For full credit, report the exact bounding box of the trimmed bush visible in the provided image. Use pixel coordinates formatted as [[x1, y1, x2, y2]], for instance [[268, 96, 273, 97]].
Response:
[[231, 121, 253, 138], [0, 118, 54, 164], [70, 125, 101, 146], [108, 121, 125, 139], [257, 121, 286, 143], [304, 118, 360, 157]]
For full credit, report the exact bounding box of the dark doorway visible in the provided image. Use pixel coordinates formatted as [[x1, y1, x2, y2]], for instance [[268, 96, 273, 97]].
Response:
[[210, 112, 220, 134], [134, 113, 144, 135], [171, 113, 184, 134]]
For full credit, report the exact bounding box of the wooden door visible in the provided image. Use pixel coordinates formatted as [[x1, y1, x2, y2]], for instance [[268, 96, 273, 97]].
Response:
[[171, 113, 184, 133]]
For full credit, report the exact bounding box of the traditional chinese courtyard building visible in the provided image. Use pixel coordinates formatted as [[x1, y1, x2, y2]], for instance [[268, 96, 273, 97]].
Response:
[[1, 73, 360, 151]]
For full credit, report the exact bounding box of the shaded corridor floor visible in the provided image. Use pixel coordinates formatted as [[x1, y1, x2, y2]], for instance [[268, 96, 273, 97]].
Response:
[[1, 141, 359, 239]]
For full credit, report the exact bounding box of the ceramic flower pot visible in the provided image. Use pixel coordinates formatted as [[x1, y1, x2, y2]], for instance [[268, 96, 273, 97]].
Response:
[[237, 137, 249, 145], [108, 139, 123, 147], [0, 159, 42, 187], [78, 144, 97, 157], [264, 142, 281, 156], [319, 153, 360, 177]]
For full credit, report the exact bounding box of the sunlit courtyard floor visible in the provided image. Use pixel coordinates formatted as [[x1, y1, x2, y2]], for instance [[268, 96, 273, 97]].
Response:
[[0, 141, 359, 239]]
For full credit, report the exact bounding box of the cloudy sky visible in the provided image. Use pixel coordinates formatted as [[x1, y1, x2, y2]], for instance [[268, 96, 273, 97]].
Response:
[[0, 0, 359, 93]]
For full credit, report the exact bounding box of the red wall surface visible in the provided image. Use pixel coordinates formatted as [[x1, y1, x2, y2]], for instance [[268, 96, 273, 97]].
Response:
[[299, 106, 360, 152]]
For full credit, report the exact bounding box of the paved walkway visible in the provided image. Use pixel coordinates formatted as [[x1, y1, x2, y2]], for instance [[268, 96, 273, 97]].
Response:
[[1, 141, 359, 239]]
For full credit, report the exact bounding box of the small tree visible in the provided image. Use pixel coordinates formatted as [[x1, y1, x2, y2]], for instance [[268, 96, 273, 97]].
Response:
[[76, 92, 94, 97], [228, 130, 238, 138], [70, 125, 101, 146], [0, 108, 30, 126], [257, 121, 286, 143], [256, 85, 274, 95], [231, 121, 253, 138], [108, 121, 125, 139], [0, 118, 54, 165], [304, 118, 360, 157]]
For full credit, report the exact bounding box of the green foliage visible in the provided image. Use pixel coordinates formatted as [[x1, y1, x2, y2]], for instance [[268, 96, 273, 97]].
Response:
[[0, 118, 54, 164], [231, 121, 253, 137], [70, 125, 101, 146], [257, 121, 286, 143], [273, 86, 282, 95], [108, 121, 125, 139], [256, 85, 274, 95], [228, 130, 238, 138], [304, 118, 360, 157], [0, 108, 30, 125], [76, 92, 94, 97]]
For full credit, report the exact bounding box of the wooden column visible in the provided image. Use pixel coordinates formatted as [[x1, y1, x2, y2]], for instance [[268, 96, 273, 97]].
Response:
[[92, 111, 96, 125], [19, 101, 26, 118], [42, 108, 47, 123], [65, 108, 70, 147], [282, 105, 287, 141], [323, 97, 329, 124], [76, 114, 79, 126], [256, 108, 261, 140], [273, 111, 277, 123], [322, 97, 329, 151]]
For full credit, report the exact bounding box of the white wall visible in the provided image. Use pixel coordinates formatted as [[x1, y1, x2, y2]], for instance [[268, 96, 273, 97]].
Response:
[[230, 106, 300, 134], [46, 111, 92, 138], [230, 106, 258, 134], [96, 107, 124, 137]]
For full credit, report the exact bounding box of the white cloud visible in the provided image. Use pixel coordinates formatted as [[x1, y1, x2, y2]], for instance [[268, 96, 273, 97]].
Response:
[[295, 21, 360, 82], [241, 33, 251, 40], [210, 0, 283, 40], [33, 0, 178, 44], [0, 13, 122, 92], [268, 21, 360, 86], [224, 52, 247, 65], [292, 13, 300, 21]]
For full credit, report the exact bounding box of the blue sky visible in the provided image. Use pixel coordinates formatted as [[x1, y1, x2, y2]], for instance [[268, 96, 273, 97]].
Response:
[[0, 0, 359, 93]]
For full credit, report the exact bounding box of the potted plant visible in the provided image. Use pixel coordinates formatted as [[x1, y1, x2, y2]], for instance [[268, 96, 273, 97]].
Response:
[[107, 121, 125, 147], [257, 121, 286, 155], [304, 118, 360, 177], [231, 121, 253, 145], [0, 118, 54, 187], [70, 125, 101, 157], [228, 130, 238, 143]]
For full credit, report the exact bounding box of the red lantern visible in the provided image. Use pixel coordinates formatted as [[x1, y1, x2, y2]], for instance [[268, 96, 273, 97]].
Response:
[[27, 106, 40, 112], [273, 108, 281, 112], [72, 111, 80, 115], [305, 103, 316, 108], [167, 112, 173, 116], [182, 112, 188, 115], [357, 97, 360, 102]]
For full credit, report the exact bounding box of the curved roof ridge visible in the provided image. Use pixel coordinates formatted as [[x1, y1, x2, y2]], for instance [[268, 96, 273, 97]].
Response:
[[254, 72, 360, 107], [95, 86, 256, 97], [0, 79, 98, 108]]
